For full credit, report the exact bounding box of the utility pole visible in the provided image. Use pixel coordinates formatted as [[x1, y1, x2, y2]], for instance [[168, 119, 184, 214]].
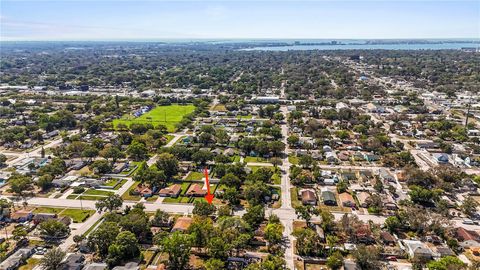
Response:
[[465, 91, 473, 128]]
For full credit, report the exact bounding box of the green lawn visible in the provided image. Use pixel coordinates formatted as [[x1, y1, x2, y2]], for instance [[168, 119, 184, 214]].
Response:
[[146, 195, 159, 202], [288, 155, 299, 165], [231, 156, 241, 162], [121, 181, 142, 201], [185, 171, 204, 181], [244, 156, 269, 163], [113, 104, 195, 132], [19, 258, 40, 270], [77, 195, 103, 201], [164, 134, 174, 145], [33, 207, 95, 223], [83, 217, 103, 237], [104, 179, 127, 190], [83, 189, 114, 196], [60, 209, 95, 223], [237, 115, 253, 119], [291, 187, 301, 208], [272, 172, 281, 185], [33, 207, 63, 214]]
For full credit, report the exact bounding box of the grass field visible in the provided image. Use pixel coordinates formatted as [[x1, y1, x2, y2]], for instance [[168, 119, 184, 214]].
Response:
[[33, 207, 95, 223], [83, 189, 114, 196], [211, 104, 227, 111], [113, 104, 195, 132], [19, 258, 40, 270], [185, 171, 204, 181], [121, 181, 142, 201], [60, 209, 95, 223]]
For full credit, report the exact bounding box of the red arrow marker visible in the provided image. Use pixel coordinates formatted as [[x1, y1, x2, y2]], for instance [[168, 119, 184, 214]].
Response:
[[204, 167, 214, 204]]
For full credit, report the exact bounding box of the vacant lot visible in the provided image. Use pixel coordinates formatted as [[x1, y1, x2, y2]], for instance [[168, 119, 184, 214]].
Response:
[[113, 104, 195, 132]]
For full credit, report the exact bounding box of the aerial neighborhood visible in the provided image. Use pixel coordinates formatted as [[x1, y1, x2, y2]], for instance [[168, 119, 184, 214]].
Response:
[[0, 42, 479, 270]]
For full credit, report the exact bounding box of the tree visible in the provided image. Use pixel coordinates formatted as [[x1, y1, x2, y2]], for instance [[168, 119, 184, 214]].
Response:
[[39, 219, 70, 239], [100, 145, 125, 164], [207, 237, 228, 259], [127, 140, 148, 161], [7, 173, 34, 205], [192, 200, 216, 217], [107, 231, 140, 266], [220, 173, 242, 188], [427, 256, 465, 270], [95, 194, 123, 213], [156, 153, 179, 179], [461, 196, 479, 218], [205, 258, 225, 270], [119, 206, 149, 239], [151, 209, 170, 227], [292, 228, 324, 257], [326, 251, 343, 270], [264, 222, 283, 249], [217, 205, 232, 217], [245, 255, 285, 270], [88, 222, 120, 257], [353, 245, 381, 270], [37, 174, 54, 191], [188, 216, 214, 248], [191, 150, 214, 165], [223, 187, 240, 206], [299, 155, 315, 168], [12, 226, 27, 240], [40, 248, 66, 270], [0, 154, 7, 167], [160, 232, 192, 270], [384, 216, 402, 233], [243, 205, 265, 228], [243, 180, 271, 206], [287, 135, 300, 147], [295, 205, 319, 225], [90, 159, 112, 174], [319, 209, 335, 232], [134, 166, 166, 188]]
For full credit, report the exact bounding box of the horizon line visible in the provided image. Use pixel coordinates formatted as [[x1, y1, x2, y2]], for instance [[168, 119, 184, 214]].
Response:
[[2, 37, 480, 42]]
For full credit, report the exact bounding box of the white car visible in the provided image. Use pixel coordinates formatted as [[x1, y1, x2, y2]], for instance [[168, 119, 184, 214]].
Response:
[[463, 219, 474, 225]]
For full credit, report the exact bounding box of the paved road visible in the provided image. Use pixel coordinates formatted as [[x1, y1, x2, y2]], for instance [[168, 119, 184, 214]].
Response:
[[146, 130, 187, 166], [6, 130, 80, 166], [279, 105, 294, 270]]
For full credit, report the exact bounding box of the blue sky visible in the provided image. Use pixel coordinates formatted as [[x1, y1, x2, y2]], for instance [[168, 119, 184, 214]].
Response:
[[1, 1, 479, 41]]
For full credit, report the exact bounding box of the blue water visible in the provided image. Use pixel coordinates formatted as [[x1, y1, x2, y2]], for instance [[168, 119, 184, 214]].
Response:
[[243, 42, 480, 51]]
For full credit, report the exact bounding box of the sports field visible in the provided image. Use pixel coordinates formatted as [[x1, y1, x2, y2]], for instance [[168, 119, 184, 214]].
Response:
[[113, 104, 195, 132]]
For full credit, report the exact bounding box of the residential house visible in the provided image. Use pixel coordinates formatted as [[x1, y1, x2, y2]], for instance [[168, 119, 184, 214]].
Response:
[[356, 192, 371, 208], [354, 224, 375, 244], [300, 189, 317, 205], [9, 210, 33, 222], [380, 231, 396, 246], [321, 190, 337, 206], [33, 213, 57, 225], [325, 152, 338, 163], [62, 253, 85, 270], [0, 248, 33, 270], [134, 184, 155, 198], [112, 162, 129, 174], [158, 184, 182, 198], [433, 153, 449, 164], [403, 240, 433, 260], [172, 217, 193, 232], [185, 184, 207, 197], [455, 227, 480, 248], [379, 168, 396, 183], [112, 262, 140, 270], [338, 192, 356, 207]]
